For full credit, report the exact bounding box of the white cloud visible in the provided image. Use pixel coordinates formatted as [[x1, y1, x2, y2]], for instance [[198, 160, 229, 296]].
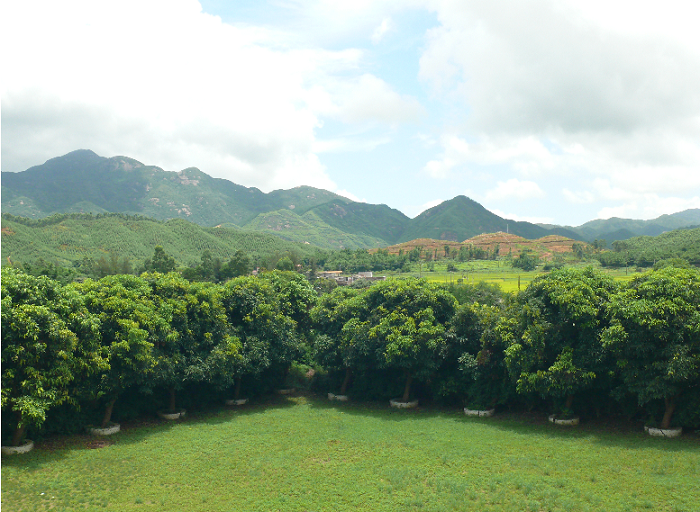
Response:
[[563, 188, 595, 204], [423, 134, 558, 179], [421, 1, 700, 136], [597, 195, 700, 221], [485, 179, 545, 202], [335, 74, 425, 125], [371, 17, 395, 43], [417, 0, 700, 222], [0, 0, 422, 194]]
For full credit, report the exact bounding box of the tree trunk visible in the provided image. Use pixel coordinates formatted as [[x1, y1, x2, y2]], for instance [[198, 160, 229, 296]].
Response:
[[564, 394, 574, 412], [234, 377, 242, 400], [340, 368, 352, 395], [11, 412, 27, 447], [661, 396, 677, 429], [402, 373, 413, 403], [169, 388, 177, 412], [101, 397, 118, 428]]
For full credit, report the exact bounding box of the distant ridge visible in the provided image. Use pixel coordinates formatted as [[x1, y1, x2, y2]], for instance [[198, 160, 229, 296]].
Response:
[[7, 149, 696, 249]]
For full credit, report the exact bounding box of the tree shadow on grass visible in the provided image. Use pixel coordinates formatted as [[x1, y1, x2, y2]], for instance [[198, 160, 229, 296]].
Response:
[[0, 394, 303, 469], [306, 394, 700, 452]]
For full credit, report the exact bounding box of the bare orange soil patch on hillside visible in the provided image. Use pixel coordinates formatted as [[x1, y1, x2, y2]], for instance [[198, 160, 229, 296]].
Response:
[[381, 232, 582, 260]]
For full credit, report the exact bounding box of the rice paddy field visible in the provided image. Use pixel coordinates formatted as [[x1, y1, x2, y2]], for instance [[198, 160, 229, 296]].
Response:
[[2, 395, 699, 512]]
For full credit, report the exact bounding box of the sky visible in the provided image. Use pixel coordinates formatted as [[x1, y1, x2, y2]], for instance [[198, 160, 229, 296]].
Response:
[[2, 0, 700, 227]]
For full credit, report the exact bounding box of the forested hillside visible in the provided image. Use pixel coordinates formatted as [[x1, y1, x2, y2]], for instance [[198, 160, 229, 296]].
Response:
[[1, 213, 321, 270], [3, 150, 581, 246], [560, 210, 700, 242], [597, 227, 700, 267]]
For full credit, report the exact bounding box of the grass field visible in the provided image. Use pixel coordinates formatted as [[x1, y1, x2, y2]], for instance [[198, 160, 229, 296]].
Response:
[[392, 261, 640, 293], [2, 395, 699, 512]]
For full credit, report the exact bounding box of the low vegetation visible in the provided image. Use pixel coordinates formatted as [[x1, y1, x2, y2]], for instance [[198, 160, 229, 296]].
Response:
[[2, 396, 699, 512]]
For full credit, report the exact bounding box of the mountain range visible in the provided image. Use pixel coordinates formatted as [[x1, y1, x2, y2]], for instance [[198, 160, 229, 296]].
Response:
[[3, 149, 699, 250]]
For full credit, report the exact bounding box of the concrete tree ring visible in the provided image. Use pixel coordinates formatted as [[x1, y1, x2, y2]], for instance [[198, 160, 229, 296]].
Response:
[[88, 423, 121, 436], [1, 440, 34, 455], [158, 409, 186, 420], [464, 408, 495, 417], [548, 414, 579, 426], [225, 398, 248, 406], [390, 399, 419, 409], [646, 426, 682, 438]]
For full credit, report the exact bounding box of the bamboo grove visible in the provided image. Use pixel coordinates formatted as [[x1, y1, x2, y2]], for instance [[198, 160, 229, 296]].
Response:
[[2, 264, 699, 448]]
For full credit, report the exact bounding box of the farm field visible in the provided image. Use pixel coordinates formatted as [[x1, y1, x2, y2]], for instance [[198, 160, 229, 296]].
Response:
[[393, 261, 638, 293], [2, 395, 699, 512]]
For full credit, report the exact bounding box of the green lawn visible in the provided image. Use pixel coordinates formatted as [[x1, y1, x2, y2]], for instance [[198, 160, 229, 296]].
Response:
[[3, 396, 699, 512]]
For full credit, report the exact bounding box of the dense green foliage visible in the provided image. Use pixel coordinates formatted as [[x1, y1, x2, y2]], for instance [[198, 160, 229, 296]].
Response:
[[2, 266, 699, 448], [505, 268, 620, 417], [1, 268, 103, 445], [1, 212, 320, 272], [597, 227, 700, 267], [602, 267, 700, 428]]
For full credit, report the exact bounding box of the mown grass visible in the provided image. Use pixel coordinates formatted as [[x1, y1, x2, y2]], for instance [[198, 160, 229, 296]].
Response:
[[2, 395, 699, 512]]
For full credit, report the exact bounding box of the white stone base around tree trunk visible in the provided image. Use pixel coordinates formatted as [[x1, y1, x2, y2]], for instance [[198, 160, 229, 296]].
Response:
[[646, 426, 682, 438], [390, 398, 419, 409], [548, 414, 579, 426], [464, 408, 495, 417], [88, 423, 121, 436], [225, 398, 249, 406], [2, 440, 34, 455], [328, 393, 349, 401], [158, 409, 186, 420]]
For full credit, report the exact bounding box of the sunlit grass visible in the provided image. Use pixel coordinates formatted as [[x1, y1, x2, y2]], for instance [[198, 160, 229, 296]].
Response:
[[3, 396, 699, 512], [391, 261, 644, 294]]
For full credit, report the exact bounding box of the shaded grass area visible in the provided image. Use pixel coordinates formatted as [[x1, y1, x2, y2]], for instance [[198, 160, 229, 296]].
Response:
[[3, 396, 699, 512]]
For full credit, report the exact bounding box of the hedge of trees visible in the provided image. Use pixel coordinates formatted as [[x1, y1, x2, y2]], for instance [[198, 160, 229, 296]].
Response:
[[2, 265, 699, 447]]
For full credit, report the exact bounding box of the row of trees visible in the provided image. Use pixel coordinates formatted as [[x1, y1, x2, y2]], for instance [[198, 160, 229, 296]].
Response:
[[3, 265, 699, 447], [1, 268, 315, 446], [312, 267, 699, 429]]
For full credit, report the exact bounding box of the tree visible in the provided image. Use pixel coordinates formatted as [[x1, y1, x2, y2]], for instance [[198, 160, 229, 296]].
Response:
[[436, 301, 513, 408], [143, 272, 238, 412], [220, 250, 252, 280], [504, 268, 619, 416], [73, 274, 165, 427], [219, 276, 296, 398], [276, 256, 295, 271], [260, 270, 317, 334], [1, 268, 103, 446], [143, 246, 176, 274], [512, 250, 538, 271], [353, 279, 457, 402], [602, 267, 700, 429], [311, 287, 365, 395]]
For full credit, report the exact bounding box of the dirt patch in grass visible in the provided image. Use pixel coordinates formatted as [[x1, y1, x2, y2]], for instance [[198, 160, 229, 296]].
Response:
[[86, 439, 113, 449]]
